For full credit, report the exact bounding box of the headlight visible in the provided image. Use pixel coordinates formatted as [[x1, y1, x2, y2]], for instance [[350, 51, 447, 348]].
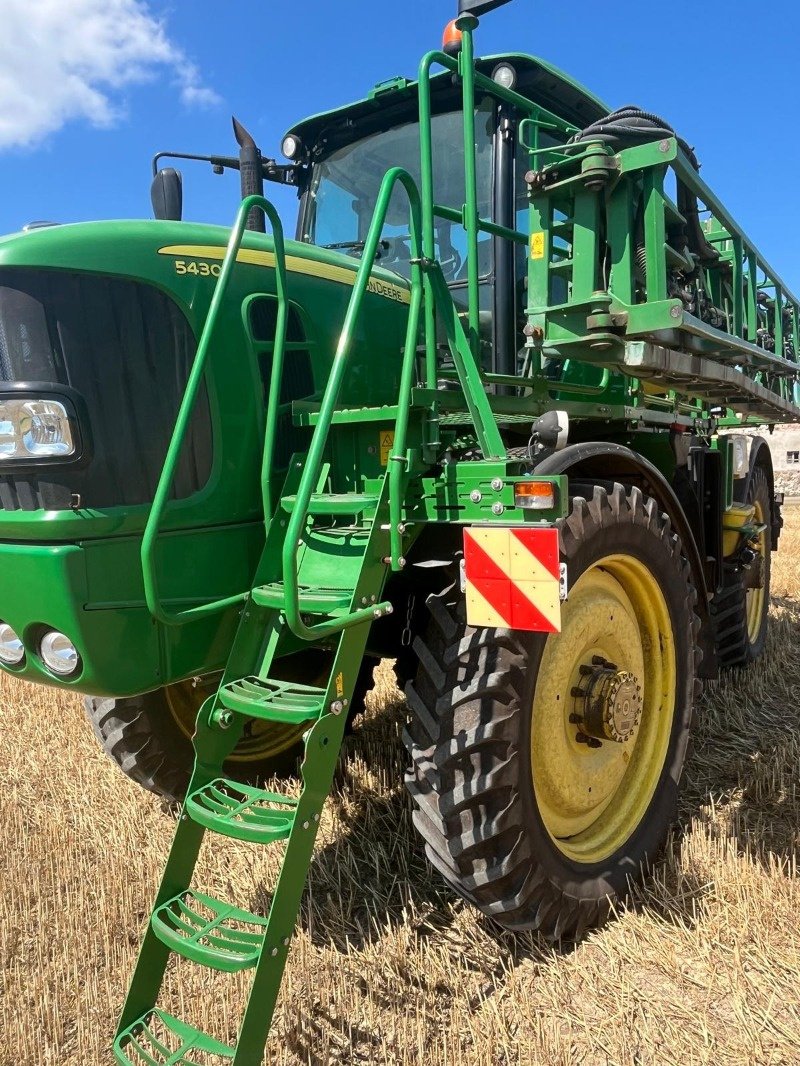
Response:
[[281, 134, 302, 160], [0, 622, 24, 665], [40, 630, 80, 677], [0, 398, 75, 460]]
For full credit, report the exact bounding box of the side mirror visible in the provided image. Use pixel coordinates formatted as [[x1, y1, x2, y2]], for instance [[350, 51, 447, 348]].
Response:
[[458, 0, 511, 14], [151, 168, 183, 221]]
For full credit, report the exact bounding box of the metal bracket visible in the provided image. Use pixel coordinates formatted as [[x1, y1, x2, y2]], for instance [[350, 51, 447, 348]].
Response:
[[559, 562, 569, 601]]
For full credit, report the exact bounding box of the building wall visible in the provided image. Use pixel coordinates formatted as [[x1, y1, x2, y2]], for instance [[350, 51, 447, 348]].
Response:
[[753, 424, 800, 494]]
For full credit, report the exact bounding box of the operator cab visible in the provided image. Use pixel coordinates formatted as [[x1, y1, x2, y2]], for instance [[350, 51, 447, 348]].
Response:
[[286, 54, 607, 377]]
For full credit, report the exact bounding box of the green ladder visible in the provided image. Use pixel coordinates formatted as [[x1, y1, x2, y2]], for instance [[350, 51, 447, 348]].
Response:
[[114, 469, 392, 1064]]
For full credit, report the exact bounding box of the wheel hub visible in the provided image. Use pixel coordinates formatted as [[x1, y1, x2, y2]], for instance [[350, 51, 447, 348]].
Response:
[[572, 656, 643, 744]]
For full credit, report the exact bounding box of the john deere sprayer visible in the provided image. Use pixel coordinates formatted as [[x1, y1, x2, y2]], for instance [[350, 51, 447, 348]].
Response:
[[1, 0, 796, 1059]]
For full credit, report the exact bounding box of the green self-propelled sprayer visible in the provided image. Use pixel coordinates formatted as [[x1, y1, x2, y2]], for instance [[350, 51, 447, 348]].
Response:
[[1, 0, 796, 1060]]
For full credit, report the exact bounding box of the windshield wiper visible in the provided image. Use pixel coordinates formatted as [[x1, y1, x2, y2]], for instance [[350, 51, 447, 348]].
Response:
[[322, 239, 391, 258]]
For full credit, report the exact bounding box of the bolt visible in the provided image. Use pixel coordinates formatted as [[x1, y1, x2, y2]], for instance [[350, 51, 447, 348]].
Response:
[[398, 557, 406, 568], [397, 523, 407, 533], [659, 139, 671, 153], [591, 655, 606, 666], [271, 947, 278, 957], [491, 477, 503, 491], [470, 489, 482, 503], [492, 502, 504, 515], [373, 608, 383, 619], [313, 813, 320, 822], [570, 687, 585, 698], [670, 304, 683, 319], [283, 937, 290, 946], [370, 595, 377, 603], [343, 698, 349, 707], [302, 820, 309, 830], [215, 710, 234, 730], [330, 699, 344, 715], [385, 604, 394, 615], [361, 597, 368, 606]]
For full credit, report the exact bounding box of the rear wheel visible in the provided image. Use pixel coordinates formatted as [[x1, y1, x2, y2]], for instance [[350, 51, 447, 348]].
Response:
[[85, 652, 378, 803], [711, 465, 771, 667], [404, 484, 699, 939]]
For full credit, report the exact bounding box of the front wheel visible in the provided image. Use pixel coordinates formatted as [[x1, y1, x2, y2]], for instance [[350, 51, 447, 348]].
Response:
[[85, 653, 379, 803], [404, 483, 699, 940]]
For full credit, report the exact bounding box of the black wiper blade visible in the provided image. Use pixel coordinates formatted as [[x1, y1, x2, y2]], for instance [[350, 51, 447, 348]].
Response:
[[322, 239, 391, 256]]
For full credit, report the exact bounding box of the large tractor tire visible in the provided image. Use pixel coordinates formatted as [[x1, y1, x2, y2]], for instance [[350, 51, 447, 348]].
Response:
[[404, 484, 699, 940], [85, 654, 378, 803], [711, 465, 771, 668]]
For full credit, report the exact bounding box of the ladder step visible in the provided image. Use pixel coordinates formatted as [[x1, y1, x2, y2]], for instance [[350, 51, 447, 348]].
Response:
[[114, 1008, 234, 1063], [252, 582, 353, 613], [185, 778, 298, 843], [281, 491, 379, 516], [218, 676, 326, 723], [151, 890, 268, 973]]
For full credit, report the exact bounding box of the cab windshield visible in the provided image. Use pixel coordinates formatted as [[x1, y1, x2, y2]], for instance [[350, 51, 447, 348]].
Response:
[[301, 99, 495, 285]]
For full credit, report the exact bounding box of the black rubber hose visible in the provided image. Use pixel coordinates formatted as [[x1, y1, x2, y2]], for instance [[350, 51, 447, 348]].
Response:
[[570, 105, 699, 170]]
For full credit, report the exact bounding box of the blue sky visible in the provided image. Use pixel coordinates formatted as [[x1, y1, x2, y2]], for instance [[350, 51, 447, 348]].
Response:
[[1, 0, 798, 292]]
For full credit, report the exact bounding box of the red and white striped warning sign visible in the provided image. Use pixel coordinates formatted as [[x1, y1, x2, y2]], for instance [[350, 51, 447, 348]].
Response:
[[463, 526, 561, 633]]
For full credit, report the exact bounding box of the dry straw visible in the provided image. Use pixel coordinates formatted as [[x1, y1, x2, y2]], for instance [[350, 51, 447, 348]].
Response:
[[2, 515, 800, 1065]]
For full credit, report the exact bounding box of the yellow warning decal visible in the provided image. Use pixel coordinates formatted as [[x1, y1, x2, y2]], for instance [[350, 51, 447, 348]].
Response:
[[380, 430, 395, 465], [335, 671, 344, 698], [158, 244, 411, 304], [531, 232, 545, 260]]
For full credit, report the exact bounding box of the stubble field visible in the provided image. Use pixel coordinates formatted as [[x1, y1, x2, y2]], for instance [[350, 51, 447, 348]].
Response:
[[2, 513, 800, 1065]]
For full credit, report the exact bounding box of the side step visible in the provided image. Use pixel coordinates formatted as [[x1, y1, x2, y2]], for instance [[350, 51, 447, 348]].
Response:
[[185, 778, 298, 843], [252, 582, 352, 613], [151, 890, 268, 973], [114, 1008, 234, 1064], [218, 677, 326, 723], [280, 491, 379, 516]]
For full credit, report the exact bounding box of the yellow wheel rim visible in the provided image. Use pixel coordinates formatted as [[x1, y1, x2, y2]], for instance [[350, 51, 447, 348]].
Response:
[[166, 680, 306, 764], [531, 554, 677, 865], [745, 499, 767, 645]]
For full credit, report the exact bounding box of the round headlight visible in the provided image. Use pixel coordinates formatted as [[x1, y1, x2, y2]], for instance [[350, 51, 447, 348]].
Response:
[[491, 63, 517, 91], [0, 622, 24, 665], [282, 134, 301, 160], [40, 630, 80, 677]]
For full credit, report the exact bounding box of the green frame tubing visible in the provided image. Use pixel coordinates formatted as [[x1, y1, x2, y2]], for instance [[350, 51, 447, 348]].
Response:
[[141, 194, 289, 627]]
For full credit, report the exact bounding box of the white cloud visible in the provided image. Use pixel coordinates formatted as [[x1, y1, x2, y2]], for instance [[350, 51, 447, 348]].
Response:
[[0, 0, 220, 150]]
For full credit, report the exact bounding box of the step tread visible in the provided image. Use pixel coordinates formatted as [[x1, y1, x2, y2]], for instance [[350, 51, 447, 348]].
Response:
[[114, 1008, 234, 1063], [185, 778, 298, 843], [218, 676, 326, 723], [252, 582, 354, 613], [151, 890, 268, 973], [281, 491, 379, 515]]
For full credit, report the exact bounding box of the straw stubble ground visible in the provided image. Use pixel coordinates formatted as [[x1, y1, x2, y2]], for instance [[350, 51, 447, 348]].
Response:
[[3, 513, 800, 1065]]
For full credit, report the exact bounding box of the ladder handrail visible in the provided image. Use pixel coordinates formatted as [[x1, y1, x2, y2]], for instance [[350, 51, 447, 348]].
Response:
[[281, 167, 424, 640], [141, 194, 288, 627]]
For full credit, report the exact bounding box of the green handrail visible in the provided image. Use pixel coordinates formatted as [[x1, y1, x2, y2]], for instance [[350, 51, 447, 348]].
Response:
[[141, 194, 288, 626], [281, 167, 424, 638]]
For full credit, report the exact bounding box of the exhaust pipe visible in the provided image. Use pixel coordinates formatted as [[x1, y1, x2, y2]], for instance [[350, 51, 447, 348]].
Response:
[[232, 116, 265, 232]]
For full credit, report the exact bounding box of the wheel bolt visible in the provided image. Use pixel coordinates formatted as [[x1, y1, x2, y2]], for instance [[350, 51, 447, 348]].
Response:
[[570, 686, 585, 698]]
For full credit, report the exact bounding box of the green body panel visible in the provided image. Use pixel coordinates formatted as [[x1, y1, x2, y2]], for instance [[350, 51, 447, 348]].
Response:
[[0, 219, 410, 692]]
